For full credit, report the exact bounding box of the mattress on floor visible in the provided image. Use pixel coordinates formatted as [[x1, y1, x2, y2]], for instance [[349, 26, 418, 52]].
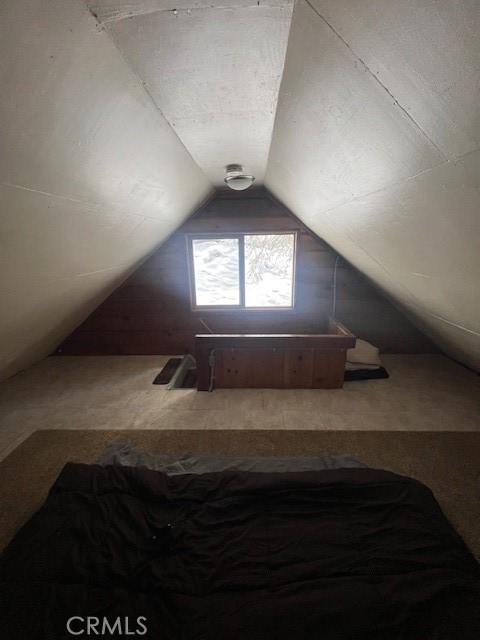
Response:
[[96, 443, 368, 474], [1, 463, 479, 639]]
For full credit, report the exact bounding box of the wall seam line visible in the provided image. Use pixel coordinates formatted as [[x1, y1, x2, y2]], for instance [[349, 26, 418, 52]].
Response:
[[303, 0, 448, 161]]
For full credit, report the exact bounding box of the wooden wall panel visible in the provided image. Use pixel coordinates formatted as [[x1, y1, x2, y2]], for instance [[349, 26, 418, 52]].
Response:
[[215, 349, 286, 389], [312, 351, 345, 389], [57, 190, 437, 356], [283, 350, 314, 388]]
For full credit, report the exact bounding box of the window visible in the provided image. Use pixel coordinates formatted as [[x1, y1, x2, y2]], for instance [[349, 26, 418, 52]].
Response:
[[191, 237, 240, 306], [188, 233, 296, 309]]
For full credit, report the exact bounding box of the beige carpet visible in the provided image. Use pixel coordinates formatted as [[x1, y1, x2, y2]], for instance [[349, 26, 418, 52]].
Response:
[[0, 430, 479, 558]]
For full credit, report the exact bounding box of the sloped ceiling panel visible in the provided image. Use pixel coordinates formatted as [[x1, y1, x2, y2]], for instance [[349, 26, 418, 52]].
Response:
[[266, 0, 480, 370], [311, 0, 480, 160], [0, 0, 211, 380], [91, 0, 293, 184]]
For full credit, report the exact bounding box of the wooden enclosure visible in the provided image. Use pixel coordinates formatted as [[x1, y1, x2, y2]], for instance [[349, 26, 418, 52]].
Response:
[[195, 320, 356, 390]]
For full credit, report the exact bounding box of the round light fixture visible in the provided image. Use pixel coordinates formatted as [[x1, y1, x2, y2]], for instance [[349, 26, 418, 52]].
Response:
[[224, 164, 255, 191]]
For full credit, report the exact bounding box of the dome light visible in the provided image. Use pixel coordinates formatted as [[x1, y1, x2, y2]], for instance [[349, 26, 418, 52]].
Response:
[[224, 164, 255, 191]]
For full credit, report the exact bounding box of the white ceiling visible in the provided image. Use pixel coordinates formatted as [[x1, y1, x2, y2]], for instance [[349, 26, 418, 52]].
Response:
[[91, 0, 293, 184], [0, 0, 479, 377]]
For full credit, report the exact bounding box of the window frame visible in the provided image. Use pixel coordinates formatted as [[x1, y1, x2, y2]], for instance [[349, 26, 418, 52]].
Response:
[[186, 231, 297, 312]]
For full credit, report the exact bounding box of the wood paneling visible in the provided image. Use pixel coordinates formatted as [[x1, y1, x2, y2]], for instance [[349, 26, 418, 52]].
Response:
[[283, 350, 314, 389], [312, 351, 345, 389], [57, 190, 437, 356], [196, 324, 354, 390]]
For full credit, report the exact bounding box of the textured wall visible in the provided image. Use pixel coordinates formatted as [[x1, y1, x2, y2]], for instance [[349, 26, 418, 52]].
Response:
[[266, 0, 480, 370], [58, 192, 436, 355], [0, 0, 211, 380]]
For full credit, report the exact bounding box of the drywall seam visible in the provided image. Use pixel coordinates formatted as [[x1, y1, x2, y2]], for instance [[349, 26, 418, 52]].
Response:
[[303, 0, 448, 162], [0, 263, 134, 295], [1, 181, 103, 210], [309, 159, 451, 218], [72, 266, 131, 278], [0, 182, 140, 223], [0, 181, 195, 223], [308, 144, 480, 220], [90, 2, 290, 24], [420, 313, 480, 338], [343, 225, 479, 336]]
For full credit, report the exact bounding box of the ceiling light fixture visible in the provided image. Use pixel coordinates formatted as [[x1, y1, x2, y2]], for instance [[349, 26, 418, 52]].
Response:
[[224, 164, 255, 191]]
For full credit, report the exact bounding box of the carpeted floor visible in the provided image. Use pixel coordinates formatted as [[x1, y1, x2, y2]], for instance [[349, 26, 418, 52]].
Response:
[[0, 429, 479, 558]]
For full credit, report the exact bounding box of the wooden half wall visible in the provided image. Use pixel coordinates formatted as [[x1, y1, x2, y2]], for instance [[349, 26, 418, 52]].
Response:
[[56, 190, 437, 356]]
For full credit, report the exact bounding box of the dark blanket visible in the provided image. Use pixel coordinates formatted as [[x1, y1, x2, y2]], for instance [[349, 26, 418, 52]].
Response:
[[1, 464, 479, 639], [344, 366, 389, 381]]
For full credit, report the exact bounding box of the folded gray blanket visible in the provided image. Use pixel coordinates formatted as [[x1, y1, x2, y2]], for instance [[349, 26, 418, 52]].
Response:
[[96, 442, 367, 475]]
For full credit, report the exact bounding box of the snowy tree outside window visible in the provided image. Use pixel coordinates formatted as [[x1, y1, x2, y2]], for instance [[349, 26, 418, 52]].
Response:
[[190, 233, 295, 308]]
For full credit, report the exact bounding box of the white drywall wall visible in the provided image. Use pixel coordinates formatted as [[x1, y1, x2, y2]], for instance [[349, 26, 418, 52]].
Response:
[[0, 0, 211, 380], [266, 0, 480, 370]]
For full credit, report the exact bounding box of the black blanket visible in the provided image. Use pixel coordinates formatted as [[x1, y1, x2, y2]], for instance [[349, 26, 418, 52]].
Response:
[[1, 464, 479, 639]]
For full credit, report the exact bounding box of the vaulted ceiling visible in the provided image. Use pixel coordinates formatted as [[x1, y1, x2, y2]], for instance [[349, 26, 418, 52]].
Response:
[[90, 0, 294, 184], [0, 0, 479, 379]]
